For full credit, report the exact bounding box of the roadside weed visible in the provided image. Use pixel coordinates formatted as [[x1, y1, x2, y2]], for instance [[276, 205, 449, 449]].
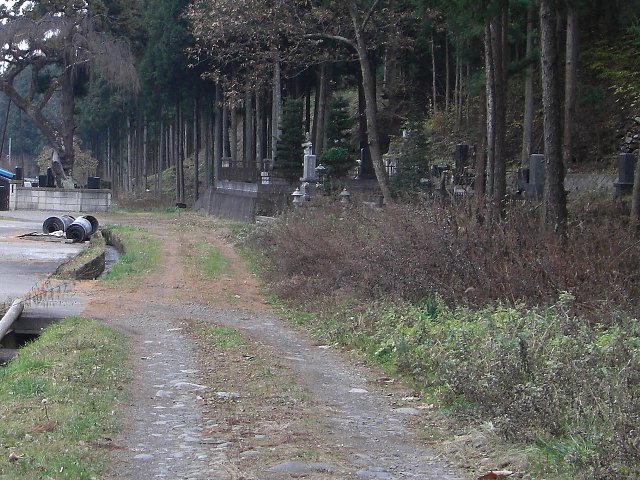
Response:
[[102, 225, 161, 285]]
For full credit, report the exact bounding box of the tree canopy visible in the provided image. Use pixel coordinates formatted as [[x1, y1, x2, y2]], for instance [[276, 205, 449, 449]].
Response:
[[0, 0, 139, 178]]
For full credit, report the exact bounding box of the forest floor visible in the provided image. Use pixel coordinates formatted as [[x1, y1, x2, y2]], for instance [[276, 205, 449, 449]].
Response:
[[74, 210, 513, 480]]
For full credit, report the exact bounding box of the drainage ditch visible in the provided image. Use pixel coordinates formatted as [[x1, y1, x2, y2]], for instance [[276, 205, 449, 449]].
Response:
[[0, 231, 122, 364]]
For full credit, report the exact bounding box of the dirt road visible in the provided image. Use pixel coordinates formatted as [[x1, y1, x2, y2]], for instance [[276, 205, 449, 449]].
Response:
[[80, 211, 463, 480]]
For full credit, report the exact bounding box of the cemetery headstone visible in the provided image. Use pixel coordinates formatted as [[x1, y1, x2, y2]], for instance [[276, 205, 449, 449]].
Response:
[[614, 152, 636, 197], [526, 154, 545, 198], [359, 145, 375, 179], [455, 144, 469, 173]]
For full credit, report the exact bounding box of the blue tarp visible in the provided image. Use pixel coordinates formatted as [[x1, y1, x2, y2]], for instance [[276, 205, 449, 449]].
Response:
[[0, 168, 14, 180]]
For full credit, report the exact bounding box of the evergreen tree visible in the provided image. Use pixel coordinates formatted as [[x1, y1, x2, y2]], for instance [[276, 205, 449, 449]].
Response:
[[326, 96, 352, 147], [274, 98, 304, 184], [320, 96, 356, 179], [390, 127, 431, 197]]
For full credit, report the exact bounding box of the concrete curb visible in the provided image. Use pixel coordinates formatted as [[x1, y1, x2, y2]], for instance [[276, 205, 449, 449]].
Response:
[[53, 231, 107, 280]]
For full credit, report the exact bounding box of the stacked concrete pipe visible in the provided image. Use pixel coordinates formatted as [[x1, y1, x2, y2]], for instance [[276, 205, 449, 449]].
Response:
[[42, 215, 75, 234], [65, 215, 99, 243]]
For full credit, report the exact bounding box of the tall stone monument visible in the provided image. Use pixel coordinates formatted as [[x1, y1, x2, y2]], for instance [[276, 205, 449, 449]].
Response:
[[302, 133, 317, 181]]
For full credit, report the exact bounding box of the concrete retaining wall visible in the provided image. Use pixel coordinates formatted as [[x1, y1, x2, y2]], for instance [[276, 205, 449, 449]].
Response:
[[9, 184, 111, 212], [195, 181, 292, 221], [195, 187, 257, 221]]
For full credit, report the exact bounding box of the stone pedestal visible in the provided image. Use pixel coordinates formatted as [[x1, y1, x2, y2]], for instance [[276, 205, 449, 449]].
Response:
[[303, 154, 317, 181]]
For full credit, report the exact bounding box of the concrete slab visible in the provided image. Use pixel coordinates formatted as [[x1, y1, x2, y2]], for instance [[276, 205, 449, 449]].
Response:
[[1, 210, 95, 350], [0, 211, 87, 303]]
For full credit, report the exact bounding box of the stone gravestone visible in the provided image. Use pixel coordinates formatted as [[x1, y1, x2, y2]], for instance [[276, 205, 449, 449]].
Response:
[[302, 154, 317, 181], [302, 136, 317, 181], [359, 145, 375, 179], [454, 144, 469, 184], [526, 154, 545, 198], [614, 152, 636, 197], [455, 144, 469, 173], [46, 167, 55, 188]]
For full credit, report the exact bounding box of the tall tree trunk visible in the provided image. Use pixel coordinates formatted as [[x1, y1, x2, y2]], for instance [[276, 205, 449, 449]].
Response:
[[168, 123, 173, 168], [631, 154, 640, 234], [256, 88, 266, 170], [204, 104, 211, 188], [491, 6, 507, 220], [126, 116, 133, 192], [563, 5, 578, 167], [445, 37, 450, 112], [230, 107, 238, 164], [173, 114, 179, 201], [431, 29, 438, 114], [305, 72, 312, 134], [106, 126, 111, 183], [214, 84, 223, 185], [314, 63, 329, 159], [357, 70, 370, 175], [182, 117, 187, 202], [143, 114, 148, 192], [245, 81, 254, 168], [521, 0, 535, 168], [349, 5, 392, 201], [475, 88, 488, 198], [485, 21, 496, 197], [223, 103, 230, 158], [194, 100, 199, 200], [60, 64, 76, 178], [271, 56, 282, 164], [455, 49, 462, 130], [176, 102, 185, 204], [158, 120, 163, 197], [540, 0, 568, 241]]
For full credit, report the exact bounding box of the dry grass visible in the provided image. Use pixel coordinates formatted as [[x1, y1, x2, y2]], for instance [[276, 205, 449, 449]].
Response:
[[252, 198, 640, 319]]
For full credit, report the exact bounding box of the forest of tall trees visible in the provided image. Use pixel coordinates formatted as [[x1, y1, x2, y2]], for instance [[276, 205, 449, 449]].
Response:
[[1, 0, 640, 232]]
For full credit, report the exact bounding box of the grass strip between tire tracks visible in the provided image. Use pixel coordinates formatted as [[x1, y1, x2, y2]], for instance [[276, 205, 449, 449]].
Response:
[[101, 225, 161, 286]]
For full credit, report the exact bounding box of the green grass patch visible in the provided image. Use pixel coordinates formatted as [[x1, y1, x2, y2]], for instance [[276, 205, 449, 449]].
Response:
[[193, 244, 232, 279], [0, 317, 130, 479], [197, 325, 246, 348], [281, 294, 640, 478], [102, 225, 161, 285]]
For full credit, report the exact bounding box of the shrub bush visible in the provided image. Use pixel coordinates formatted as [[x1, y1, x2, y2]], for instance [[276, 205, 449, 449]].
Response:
[[252, 200, 640, 318], [250, 200, 640, 477], [351, 297, 640, 478]]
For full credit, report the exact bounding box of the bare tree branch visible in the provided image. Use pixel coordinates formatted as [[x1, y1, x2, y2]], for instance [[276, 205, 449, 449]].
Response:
[[361, 0, 381, 32], [0, 10, 139, 175], [304, 33, 356, 50]]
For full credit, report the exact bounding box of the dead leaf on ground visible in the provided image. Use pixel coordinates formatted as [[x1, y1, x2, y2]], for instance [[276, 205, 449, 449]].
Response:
[[33, 421, 56, 433], [477, 470, 514, 480], [8, 452, 24, 462], [90, 439, 126, 450]]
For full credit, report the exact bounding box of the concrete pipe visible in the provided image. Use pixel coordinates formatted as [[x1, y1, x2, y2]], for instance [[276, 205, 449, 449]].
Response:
[[42, 215, 75, 234], [65, 216, 93, 242], [0, 298, 24, 342], [81, 215, 99, 236]]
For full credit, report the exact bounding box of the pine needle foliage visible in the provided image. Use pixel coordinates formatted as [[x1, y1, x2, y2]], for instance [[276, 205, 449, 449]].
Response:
[[274, 98, 304, 184]]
